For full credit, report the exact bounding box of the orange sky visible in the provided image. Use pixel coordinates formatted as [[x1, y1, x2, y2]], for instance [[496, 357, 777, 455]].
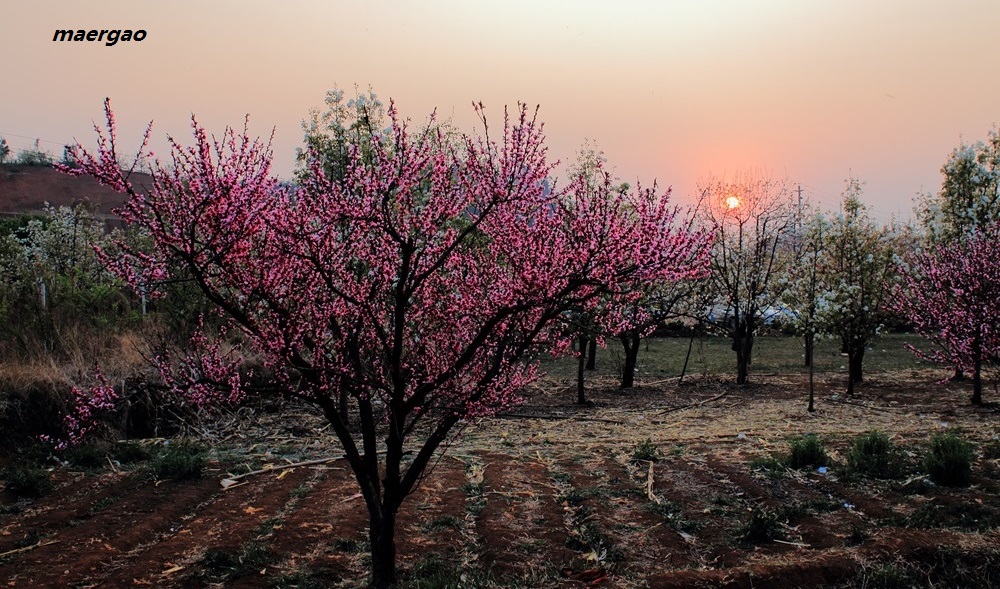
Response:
[[3, 0, 998, 220]]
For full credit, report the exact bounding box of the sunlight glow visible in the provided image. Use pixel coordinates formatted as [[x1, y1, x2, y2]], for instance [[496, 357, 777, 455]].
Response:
[[725, 195, 741, 210]]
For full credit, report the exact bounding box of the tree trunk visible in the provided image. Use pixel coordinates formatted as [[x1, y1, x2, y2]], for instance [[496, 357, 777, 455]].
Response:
[[951, 368, 966, 382], [805, 330, 815, 411], [733, 322, 753, 385], [972, 354, 983, 405], [338, 389, 350, 424], [849, 346, 865, 383], [620, 333, 640, 388], [369, 507, 397, 589], [586, 338, 597, 371], [576, 334, 588, 405], [678, 326, 697, 384]]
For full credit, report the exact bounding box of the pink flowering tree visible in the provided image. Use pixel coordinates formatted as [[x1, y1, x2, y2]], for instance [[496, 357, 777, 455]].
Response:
[[61, 99, 710, 587], [893, 227, 1000, 406]]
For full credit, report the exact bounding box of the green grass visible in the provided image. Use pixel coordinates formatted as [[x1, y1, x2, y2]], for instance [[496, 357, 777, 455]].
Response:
[[787, 434, 828, 469], [152, 440, 206, 480], [540, 333, 929, 381], [925, 432, 974, 487], [847, 430, 903, 479], [1, 465, 53, 499]]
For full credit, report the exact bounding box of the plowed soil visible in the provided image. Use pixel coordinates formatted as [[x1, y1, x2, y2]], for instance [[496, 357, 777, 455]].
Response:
[[1, 369, 998, 588]]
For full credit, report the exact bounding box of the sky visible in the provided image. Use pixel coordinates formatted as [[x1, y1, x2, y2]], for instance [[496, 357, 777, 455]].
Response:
[[3, 0, 999, 221]]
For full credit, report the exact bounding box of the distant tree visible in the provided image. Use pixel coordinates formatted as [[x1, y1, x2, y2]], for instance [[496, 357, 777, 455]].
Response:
[[0, 137, 10, 165], [780, 207, 829, 411], [916, 126, 1000, 243], [894, 227, 1000, 405], [296, 85, 387, 183], [701, 172, 799, 384], [562, 141, 711, 397], [62, 98, 710, 587], [15, 139, 53, 166], [816, 180, 895, 395]]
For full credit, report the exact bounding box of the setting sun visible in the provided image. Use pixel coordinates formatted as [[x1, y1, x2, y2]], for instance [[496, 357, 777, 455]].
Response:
[[725, 195, 741, 210]]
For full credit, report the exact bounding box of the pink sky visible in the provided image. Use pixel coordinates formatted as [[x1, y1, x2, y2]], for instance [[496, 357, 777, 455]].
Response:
[[3, 0, 998, 220]]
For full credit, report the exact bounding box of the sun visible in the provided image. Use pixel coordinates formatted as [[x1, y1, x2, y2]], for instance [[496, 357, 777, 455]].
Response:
[[725, 195, 741, 210]]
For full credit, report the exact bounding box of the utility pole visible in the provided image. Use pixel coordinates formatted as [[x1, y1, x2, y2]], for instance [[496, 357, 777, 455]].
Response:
[[795, 184, 804, 232]]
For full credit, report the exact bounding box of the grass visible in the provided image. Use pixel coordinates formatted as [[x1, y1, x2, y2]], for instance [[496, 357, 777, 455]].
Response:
[[152, 440, 206, 480], [539, 333, 928, 380], [925, 432, 974, 487], [847, 430, 903, 479], [1, 465, 53, 498], [787, 434, 828, 469]]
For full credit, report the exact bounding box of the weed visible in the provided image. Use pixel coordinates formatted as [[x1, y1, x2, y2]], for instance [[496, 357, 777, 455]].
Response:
[[561, 486, 603, 506], [199, 541, 279, 582], [648, 500, 700, 533], [152, 440, 205, 480], [111, 442, 153, 464], [844, 524, 869, 546], [787, 434, 828, 469], [271, 567, 334, 589], [89, 495, 116, 514], [631, 438, 660, 462], [903, 500, 1000, 532], [333, 537, 364, 553], [737, 507, 783, 544], [859, 563, 917, 589], [1, 465, 53, 498], [423, 515, 463, 532], [847, 430, 902, 478], [291, 484, 311, 498], [255, 516, 281, 537], [403, 554, 481, 589], [63, 443, 109, 469], [749, 454, 787, 478], [925, 431, 974, 487]]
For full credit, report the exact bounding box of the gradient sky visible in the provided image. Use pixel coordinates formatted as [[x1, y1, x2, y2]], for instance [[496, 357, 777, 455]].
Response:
[[3, 1, 998, 220]]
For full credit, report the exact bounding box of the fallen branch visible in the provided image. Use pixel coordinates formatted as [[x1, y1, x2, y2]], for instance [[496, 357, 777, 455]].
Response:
[[0, 540, 60, 559], [646, 460, 660, 504], [655, 390, 728, 416], [221, 457, 338, 489], [773, 539, 810, 548]]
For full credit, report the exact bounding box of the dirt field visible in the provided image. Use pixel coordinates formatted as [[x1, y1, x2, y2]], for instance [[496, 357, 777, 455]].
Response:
[[1, 369, 998, 588]]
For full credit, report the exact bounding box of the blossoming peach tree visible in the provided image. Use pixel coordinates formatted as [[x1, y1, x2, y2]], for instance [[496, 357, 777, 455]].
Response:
[[893, 227, 1000, 406], [60, 98, 710, 587]]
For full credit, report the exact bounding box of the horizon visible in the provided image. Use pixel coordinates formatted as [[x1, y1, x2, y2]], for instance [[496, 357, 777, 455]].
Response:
[[3, 1, 999, 223]]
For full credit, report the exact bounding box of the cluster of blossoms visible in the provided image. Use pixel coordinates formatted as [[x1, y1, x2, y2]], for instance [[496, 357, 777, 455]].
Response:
[[44, 371, 118, 450]]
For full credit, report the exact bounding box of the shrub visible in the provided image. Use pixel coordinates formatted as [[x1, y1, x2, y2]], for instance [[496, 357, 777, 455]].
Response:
[[152, 440, 206, 480], [1, 465, 53, 498], [738, 507, 782, 544], [925, 432, 974, 487], [848, 430, 902, 478], [631, 438, 660, 462], [787, 434, 828, 469]]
